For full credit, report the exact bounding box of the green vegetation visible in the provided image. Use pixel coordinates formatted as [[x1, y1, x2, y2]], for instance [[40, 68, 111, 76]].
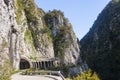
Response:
[[15, 0, 24, 24], [15, 0, 38, 25], [80, 1, 120, 80], [0, 38, 8, 53], [0, 60, 20, 80], [22, 0, 38, 25], [53, 26, 71, 58], [42, 26, 52, 39], [0, 61, 11, 80], [44, 10, 65, 29], [21, 68, 36, 75], [1, 38, 8, 48], [37, 8, 45, 16], [21, 68, 49, 75], [73, 70, 99, 80], [28, 55, 38, 61], [24, 28, 36, 53], [113, 0, 120, 3], [50, 64, 69, 77], [44, 10, 71, 59], [24, 28, 33, 43], [15, 0, 72, 60], [15, 0, 48, 50], [15, 0, 40, 55], [53, 34, 67, 57]]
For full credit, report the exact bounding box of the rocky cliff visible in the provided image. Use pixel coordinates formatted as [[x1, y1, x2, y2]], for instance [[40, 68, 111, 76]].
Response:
[[44, 10, 80, 65], [80, 0, 120, 80], [0, 0, 80, 70]]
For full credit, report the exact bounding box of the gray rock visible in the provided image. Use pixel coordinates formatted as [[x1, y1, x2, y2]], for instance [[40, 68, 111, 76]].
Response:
[[0, 0, 81, 70]]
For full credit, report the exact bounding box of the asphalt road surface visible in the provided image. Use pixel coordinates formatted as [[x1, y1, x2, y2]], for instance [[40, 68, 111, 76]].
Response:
[[11, 73, 62, 80]]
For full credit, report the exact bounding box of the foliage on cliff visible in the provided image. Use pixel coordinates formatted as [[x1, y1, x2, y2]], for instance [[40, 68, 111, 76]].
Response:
[[1, 1, 80, 78], [73, 70, 99, 80], [80, 0, 120, 80], [44, 10, 71, 59], [0, 60, 12, 80]]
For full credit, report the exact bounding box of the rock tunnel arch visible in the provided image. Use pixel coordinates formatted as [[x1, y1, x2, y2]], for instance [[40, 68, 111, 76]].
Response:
[[19, 57, 59, 70], [20, 58, 30, 70]]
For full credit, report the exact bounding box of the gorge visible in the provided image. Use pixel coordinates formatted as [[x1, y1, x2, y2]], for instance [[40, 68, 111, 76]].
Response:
[[1, 0, 120, 80]]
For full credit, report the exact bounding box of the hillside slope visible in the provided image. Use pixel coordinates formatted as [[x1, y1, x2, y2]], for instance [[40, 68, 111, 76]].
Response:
[[80, 0, 120, 79]]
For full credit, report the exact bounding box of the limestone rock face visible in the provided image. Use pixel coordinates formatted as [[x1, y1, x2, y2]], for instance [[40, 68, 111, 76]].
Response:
[[0, 0, 80, 69], [0, 0, 54, 70], [44, 10, 80, 65], [80, 1, 120, 80], [0, 0, 20, 69]]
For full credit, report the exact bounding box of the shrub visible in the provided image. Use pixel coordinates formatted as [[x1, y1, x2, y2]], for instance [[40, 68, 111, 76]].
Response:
[[73, 70, 100, 80], [0, 60, 12, 80]]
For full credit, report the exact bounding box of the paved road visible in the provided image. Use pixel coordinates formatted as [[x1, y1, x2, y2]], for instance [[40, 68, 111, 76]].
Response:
[[11, 73, 62, 80]]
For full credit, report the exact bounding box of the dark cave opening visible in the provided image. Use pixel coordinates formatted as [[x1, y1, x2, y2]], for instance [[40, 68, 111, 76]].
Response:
[[20, 59, 30, 70]]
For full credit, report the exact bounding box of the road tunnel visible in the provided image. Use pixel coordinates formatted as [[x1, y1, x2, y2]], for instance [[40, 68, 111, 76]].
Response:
[[20, 59, 30, 70]]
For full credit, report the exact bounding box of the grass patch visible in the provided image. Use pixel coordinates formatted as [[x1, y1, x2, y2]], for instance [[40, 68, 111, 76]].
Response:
[[24, 28, 36, 53], [0, 60, 20, 80]]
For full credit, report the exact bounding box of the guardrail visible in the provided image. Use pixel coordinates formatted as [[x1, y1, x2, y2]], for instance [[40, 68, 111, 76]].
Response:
[[24, 70, 66, 80]]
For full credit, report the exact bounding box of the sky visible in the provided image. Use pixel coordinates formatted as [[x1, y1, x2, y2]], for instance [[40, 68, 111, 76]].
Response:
[[34, 0, 111, 40]]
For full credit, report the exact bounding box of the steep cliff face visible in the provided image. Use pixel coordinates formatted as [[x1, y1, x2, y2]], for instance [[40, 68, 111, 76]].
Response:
[[80, 0, 120, 79], [0, 0, 80, 70], [44, 10, 80, 65], [0, 0, 54, 70], [0, 0, 20, 69]]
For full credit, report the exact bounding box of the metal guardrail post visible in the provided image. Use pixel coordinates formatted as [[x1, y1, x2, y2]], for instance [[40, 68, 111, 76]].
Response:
[[57, 71, 66, 80]]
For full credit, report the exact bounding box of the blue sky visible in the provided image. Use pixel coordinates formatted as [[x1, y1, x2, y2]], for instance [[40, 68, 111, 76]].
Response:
[[34, 0, 111, 40]]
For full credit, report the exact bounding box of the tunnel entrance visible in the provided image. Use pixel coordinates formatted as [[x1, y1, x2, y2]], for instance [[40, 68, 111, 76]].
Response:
[[20, 59, 30, 70]]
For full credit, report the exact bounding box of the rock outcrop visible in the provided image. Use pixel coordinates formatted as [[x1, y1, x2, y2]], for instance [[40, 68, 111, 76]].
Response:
[[80, 0, 120, 80], [44, 10, 80, 65], [0, 0, 80, 70]]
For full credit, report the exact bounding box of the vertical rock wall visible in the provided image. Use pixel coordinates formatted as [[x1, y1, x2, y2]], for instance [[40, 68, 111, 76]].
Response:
[[0, 0, 80, 70]]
